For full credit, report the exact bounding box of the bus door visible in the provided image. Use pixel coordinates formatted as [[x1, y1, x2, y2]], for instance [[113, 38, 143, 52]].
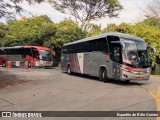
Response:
[[109, 42, 123, 80]]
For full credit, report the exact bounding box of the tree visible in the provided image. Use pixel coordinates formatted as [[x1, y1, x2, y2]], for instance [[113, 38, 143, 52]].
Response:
[[44, 18, 86, 49], [1, 15, 57, 46], [86, 23, 102, 37], [0, 0, 44, 18], [143, 0, 160, 19], [102, 23, 117, 32], [49, 0, 123, 30], [141, 17, 160, 29], [43, 18, 86, 61], [0, 16, 86, 62], [102, 23, 133, 34], [0, 22, 8, 39], [0, 22, 9, 46]]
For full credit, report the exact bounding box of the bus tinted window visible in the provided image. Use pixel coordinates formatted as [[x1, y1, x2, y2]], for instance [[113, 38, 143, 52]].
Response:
[[0, 49, 5, 55], [32, 49, 39, 58], [62, 37, 108, 54], [88, 38, 108, 52], [23, 48, 32, 56], [10, 48, 23, 54], [0, 48, 25, 55]]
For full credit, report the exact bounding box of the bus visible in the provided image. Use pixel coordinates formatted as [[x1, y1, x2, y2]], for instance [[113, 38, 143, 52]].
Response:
[[0, 46, 55, 68], [61, 32, 156, 82]]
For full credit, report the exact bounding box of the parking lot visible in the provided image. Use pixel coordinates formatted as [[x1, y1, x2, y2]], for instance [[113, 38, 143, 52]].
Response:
[[0, 67, 160, 120]]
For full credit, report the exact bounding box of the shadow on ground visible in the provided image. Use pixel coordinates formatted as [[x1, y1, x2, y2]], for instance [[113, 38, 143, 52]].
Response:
[[68, 72, 149, 86], [0, 71, 33, 89]]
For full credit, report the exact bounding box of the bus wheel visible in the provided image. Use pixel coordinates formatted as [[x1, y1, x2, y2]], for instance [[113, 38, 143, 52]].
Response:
[[67, 65, 71, 75], [28, 62, 32, 68], [99, 68, 108, 82], [2, 62, 6, 67]]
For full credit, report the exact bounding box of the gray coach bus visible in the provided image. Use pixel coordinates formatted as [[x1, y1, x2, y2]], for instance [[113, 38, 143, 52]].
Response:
[[61, 32, 155, 82]]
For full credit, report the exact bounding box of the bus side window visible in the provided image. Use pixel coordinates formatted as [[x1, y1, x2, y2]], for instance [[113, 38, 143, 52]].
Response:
[[23, 48, 32, 56], [0, 49, 3, 55], [87, 38, 108, 53], [32, 49, 39, 59], [1, 49, 6, 55], [68, 45, 74, 54], [98, 38, 108, 53]]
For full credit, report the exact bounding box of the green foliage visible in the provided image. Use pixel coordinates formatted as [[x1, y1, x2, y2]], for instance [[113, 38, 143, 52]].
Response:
[[142, 18, 160, 29], [103, 23, 134, 34], [0, 15, 160, 65], [0, 16, 86, 55], [0, 16, 87, 61], [86, 24, 102, 37], [43, 18, 87, 60], [0, 22, 8, 38], [102, 23, 117, 32], [44, 19, 86, 61], [1, 15, 56, 46], [53, 19, 86, 48], [1, 35, 17, 46]]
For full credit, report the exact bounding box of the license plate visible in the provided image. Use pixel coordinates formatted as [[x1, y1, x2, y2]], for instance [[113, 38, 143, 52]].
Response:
[[136, 77, 142, 80]]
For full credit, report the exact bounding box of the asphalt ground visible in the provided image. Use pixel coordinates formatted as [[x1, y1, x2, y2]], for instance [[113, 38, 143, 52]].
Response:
[[0, 67, 160, 120]]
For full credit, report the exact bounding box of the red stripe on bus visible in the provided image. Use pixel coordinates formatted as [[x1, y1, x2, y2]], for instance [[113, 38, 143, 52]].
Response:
[[71, 55, 76, 72]]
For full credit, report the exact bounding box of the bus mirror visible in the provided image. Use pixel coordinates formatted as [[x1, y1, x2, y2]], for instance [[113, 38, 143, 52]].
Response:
[[52, 51, 56, 56], [147, 46, 156, 55]]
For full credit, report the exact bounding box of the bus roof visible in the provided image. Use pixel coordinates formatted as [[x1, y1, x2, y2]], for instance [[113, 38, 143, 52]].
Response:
[[0, 46, 50, 50], [24, 46, 50, 50], [64, 32, 145, 46], [0, 46, 23, 49]]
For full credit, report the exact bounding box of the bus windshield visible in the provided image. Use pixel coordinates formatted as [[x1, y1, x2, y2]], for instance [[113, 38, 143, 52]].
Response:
[[40, 50, 53, 61], [122, 39, 150, 68]]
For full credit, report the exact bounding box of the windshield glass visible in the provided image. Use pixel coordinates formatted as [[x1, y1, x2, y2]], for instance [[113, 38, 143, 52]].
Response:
[[40, 50, 53, 61], [122, 38, 149, 68]]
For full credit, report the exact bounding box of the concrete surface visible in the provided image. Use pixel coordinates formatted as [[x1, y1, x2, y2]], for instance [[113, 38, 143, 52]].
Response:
[[0, 67, 159, 120]]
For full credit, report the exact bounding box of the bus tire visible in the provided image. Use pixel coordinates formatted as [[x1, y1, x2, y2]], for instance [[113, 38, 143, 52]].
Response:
[[99, 68, 108, 82], [2, 61, 6, 67], [28, 62, 32, 68], [67, 65, 72, 75]]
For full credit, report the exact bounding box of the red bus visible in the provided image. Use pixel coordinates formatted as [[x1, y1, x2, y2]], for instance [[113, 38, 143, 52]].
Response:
[[0, 46, 55, 67]]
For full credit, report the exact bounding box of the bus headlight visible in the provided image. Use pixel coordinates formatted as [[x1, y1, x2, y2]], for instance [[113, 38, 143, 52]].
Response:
[[121, 67, 139, 72], [130, 71, 139, 74], [147, 70, 150, 73], [121, 67, 129, 72]]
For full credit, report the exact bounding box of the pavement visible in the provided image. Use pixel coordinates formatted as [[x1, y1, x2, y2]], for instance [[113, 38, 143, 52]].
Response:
[[0, 67, 160, 120]]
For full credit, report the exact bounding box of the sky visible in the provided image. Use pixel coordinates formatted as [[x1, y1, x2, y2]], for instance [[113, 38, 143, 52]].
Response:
[[0, 0, 152, 28]]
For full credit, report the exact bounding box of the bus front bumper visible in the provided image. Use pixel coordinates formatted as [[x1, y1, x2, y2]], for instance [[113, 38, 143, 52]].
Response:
[[39, 61, 53, 67], [121, 70, 150, 81]]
